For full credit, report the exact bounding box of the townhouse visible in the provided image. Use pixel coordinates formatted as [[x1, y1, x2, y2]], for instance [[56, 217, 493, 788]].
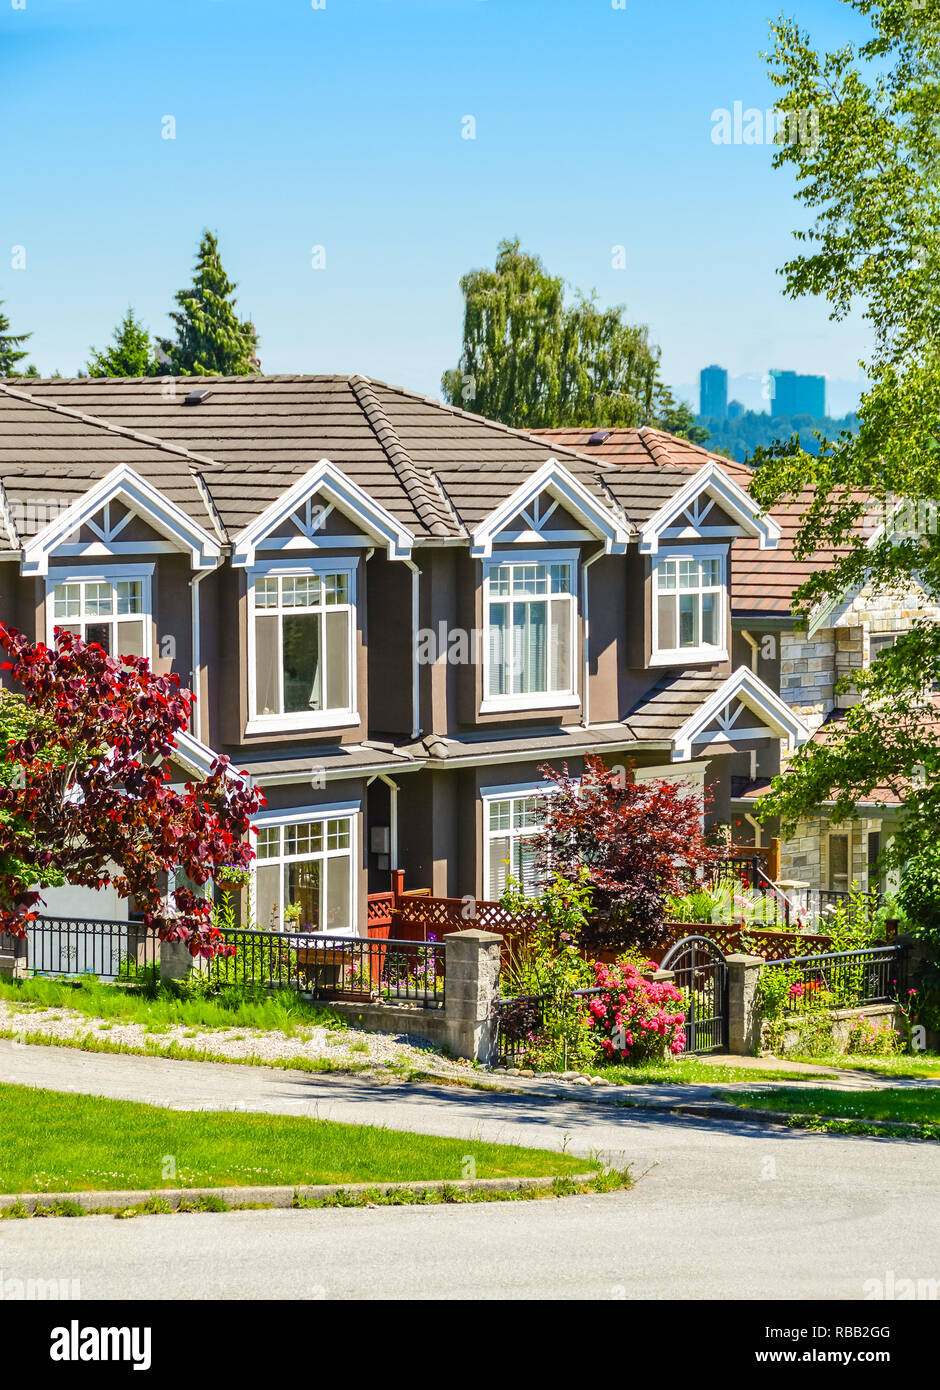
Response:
[[0, 377, 806, 934]]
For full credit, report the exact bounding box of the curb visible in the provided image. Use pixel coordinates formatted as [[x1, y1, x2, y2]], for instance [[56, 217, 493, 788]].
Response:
[[642, 1100, 933, 1133], [0, 1171, 602, 1215]]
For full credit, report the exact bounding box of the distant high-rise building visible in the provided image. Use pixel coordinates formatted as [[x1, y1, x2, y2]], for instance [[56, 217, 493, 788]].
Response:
[[727, 399, 744, 420], [769, 370, 826, 418], [700, 364, 728, 420]]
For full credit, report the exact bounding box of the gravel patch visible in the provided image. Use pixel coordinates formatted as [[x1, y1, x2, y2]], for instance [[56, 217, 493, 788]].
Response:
[[0, 999, 474, 1080]]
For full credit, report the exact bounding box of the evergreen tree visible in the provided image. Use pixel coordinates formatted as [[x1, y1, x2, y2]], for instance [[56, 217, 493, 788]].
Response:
[[85, 307, 157, 377], [157, 231, 260, 376], [0, 301, 35, 376], [442, 239, 661, 428]]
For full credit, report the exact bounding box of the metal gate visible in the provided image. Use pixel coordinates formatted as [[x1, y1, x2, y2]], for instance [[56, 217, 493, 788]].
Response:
[[659, 935, 729, 1055]]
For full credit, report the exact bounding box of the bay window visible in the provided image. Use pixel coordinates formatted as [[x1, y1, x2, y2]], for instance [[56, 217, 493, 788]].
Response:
[[483, 556, 576, 709], [249, 564, 356, 729], [653, 550, 726, 662], [253, 813, 355, 934], [49, 573, 149, 658]]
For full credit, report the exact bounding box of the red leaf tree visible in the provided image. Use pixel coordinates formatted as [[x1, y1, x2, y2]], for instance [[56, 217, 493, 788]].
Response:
[[537, 754, 722, 942], [0, 625, 265, 955]]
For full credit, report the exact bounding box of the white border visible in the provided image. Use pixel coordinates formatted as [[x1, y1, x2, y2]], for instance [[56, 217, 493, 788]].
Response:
[[249, 801, 361, 937], [638, 461, 781, 555], [470, 458, 630, 559], [479, 549, 580, 715], [650, 544, 728, 666]]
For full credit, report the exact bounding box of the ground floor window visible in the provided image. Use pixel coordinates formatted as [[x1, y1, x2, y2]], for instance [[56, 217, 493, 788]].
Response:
[[484, 792, 548, 899], [252, 814, 355, 933], [828, 832, 850, 892]]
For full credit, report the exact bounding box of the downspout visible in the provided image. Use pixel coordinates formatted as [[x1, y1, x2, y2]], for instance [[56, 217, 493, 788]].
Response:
[[404, 558, 422, 740], [580, 548, 604, 728], [189, 571, 209, 737]]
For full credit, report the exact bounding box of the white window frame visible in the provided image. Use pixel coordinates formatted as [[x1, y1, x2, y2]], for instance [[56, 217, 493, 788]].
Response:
[[482, 782, 557, 900], [828, 831, 851, 893], [45, 563, 154, 658], [480, 549, 579, 714], [246, 557, 359, 734], [651, 545, 728, 666], [250, 802, 359, 936]]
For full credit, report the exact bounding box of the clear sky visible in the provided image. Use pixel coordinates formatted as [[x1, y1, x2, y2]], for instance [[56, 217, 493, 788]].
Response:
[[0, 0, 871, 413]]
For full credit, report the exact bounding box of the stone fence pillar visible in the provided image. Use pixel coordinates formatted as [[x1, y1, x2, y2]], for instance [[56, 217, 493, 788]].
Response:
[[159, 939, 207, 983], [726, 953, 764, 1055], [443, 929, 502, 1064], [0, 933, 28, 980]]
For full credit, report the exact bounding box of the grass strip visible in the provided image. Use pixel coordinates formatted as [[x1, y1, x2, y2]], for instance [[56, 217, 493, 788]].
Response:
[[713, 1086, 940, 1126], [0, 1081, 595, 1194]]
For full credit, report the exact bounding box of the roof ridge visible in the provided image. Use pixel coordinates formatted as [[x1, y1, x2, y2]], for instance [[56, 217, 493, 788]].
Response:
[[347, 374, 456, 537], [0, 380, 227, 543]]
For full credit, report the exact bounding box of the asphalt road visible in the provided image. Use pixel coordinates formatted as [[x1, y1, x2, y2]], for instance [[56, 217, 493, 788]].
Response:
[[1, 1043, 937, 1300]]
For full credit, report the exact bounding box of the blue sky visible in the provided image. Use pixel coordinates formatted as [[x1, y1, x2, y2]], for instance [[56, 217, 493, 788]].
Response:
[[1, 0, 871, 413]]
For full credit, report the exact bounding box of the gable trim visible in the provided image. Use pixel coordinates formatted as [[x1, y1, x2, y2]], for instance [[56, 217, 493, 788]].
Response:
[[638, 462, 781, 555], [670, 665, 810, 762], [470, 458, 631, 558], [231, 458, 414, 567], [20, 465, 222, 577]]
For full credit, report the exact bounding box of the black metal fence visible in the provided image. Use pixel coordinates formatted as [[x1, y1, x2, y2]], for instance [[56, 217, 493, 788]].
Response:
[[5, 917, 159, 982], [493, 987, 604, 1064], [4, 919, 445, 1008], [762, 944, 907, 1015], [210, 929, 446, 1008]]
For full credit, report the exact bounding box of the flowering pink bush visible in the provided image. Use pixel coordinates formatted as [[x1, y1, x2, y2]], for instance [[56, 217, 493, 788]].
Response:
[[586, 959, 687, 1063]]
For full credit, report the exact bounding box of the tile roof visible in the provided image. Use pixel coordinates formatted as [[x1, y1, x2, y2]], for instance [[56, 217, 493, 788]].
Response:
[[623, 670, 729, 741], [731, 489, 863, 619], [0, 375, 711, 546], [529, 425, 753, 485]]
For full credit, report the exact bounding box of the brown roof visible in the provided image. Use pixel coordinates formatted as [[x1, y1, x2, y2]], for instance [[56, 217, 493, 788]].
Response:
[[731, 489, 865, 620], [0, 376, 718, 544], [529, 426, 753, 485], [624, 670, 728, 741]]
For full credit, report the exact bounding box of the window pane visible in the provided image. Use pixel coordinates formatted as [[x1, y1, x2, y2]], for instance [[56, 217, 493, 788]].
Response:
[[326, 818, 350, 850], [282, 575, 319, 608], [513, 601, 546, 694], [514, 838, 540, 897], [488, 800, 510, 832], [256, 826, 279, 859], [678, 593, 698, 647], [53, 583, 80, 619], [286, 860, 321, 931], [489, 566, 510, 598], [256, 577, 279, 609], [286, 821, 322, 857], [255, 615, 280, 716], [549, 598, 570, 692], [488, 602, 509, 696], [116, 620, 145, 658], [325, 855, 350, 932], [255, 864, 280, 932], [85, 622, 112, 654], [829, 836, 849, 892], [325, 609, 350, 710], [282, 612, 321, 713], [550, 563, 571, 594], [488, 834, 511, 899], [701, 592, 718, 646], [701, 557, 721, 587], [657, 594, 677, 650], [513, 797, 543, 829], [323, 572, 348, 605], [678, 559, 698, 590], [116, 580, 143, 615], [657, 561, 676, 592], [85, 583, 114, 616], [515, 565, 548, 596]]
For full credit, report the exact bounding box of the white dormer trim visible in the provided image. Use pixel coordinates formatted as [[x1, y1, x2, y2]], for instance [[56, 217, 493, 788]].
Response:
[[639, 462, 781, 555], [670, 665, 810, 762], [470, 458, 630, 558], [231, 459, 414, 567], [20, 465, 222, 577]]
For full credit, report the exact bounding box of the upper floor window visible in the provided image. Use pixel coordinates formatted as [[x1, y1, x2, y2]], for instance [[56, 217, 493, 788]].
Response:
[[653, 550, 726, 664], [248, 564, 356, 731], [49, 573, 150, 658], [482, 555, 577, 711]]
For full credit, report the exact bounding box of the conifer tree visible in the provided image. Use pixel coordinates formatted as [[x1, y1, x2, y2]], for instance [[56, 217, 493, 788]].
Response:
[[85, 307, 157, 377], [158, 231, 260, 376]]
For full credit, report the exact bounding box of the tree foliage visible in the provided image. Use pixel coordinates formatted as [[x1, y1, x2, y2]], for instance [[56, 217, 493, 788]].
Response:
[[442, 238, 667, 430], [86, 307, 158, 377], [157, 231, 260, 377], [536, 754, 722, 940], [0, 626, 265, 951], [752, 1, 940, 867], [0, 301, 35, 376]]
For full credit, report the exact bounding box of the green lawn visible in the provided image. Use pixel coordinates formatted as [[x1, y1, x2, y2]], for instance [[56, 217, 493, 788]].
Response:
[[714, 1086, 940, 1126], [788, 1053, 940, 1080], [0, 974, 345, 1036], [0, 1083, 598, 1194], [587, 1058, 838, 1085]]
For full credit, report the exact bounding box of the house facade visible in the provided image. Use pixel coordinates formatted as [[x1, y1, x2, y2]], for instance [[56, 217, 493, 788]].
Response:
[[0, 377, 807, 935]]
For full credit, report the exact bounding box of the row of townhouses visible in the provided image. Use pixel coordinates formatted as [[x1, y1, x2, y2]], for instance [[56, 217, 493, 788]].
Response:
[[0, 375, 921, 932]]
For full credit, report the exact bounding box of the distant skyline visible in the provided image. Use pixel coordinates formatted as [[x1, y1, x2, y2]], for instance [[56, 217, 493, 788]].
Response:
[[1, 0, 872, 404]]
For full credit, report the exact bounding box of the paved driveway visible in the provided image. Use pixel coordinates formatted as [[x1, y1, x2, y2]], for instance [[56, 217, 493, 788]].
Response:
[[1, 1042, 937, 1300]]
